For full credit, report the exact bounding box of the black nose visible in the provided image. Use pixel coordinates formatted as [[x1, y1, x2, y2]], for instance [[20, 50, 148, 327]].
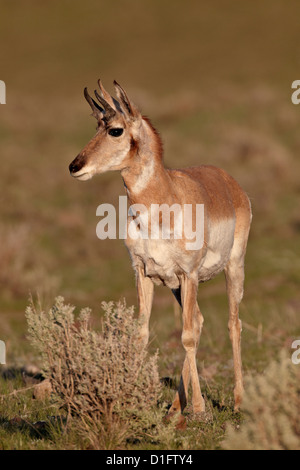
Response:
[[69, 160, 81, 174]]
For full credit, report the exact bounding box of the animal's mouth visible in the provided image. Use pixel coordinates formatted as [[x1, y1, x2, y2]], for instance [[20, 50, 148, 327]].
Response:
[[70, 171, 92, 181]]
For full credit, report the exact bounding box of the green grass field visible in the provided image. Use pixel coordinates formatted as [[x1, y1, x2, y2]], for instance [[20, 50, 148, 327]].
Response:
[[0, 0, 299, 449]]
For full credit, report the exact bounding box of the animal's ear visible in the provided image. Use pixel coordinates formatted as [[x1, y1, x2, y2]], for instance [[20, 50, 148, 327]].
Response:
[[113, 81, 140, 120]]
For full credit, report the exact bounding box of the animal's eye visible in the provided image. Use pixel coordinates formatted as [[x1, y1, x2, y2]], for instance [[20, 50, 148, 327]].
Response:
[[108, 128, 124, 137]]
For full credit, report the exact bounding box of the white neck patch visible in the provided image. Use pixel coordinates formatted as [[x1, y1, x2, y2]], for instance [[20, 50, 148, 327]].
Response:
[[130, 157, 155, 195]]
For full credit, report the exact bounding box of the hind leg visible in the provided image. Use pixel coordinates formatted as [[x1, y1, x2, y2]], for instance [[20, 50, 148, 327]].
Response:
[[224, 245, 247, 411]]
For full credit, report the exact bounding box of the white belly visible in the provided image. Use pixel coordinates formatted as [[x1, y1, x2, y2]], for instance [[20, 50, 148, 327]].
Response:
[[198, 218, 236, 281], [126, 218, 236, 287], [127, 237, 185, 288]]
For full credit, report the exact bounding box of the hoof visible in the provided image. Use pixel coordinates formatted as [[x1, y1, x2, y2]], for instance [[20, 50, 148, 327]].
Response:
[[193, 397, 205, 414], [234, 394, 243, 412], [176, 414, 187, 430], [164, 412, 187, 431], [193, 404, 205, 414]]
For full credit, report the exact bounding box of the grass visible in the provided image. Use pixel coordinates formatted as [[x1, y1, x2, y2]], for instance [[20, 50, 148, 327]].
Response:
[[0, 0, 300, 450]]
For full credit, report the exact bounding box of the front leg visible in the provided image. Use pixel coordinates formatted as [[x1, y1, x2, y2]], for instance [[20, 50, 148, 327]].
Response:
[[136, 267, 154, 347], [170, 276, 205, 415]]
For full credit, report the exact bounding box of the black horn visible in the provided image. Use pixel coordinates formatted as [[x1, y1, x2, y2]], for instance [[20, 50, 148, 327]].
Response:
[[113, 80, 138, 118], [94, 89, 116, 122], [84, 87, 103, 119]]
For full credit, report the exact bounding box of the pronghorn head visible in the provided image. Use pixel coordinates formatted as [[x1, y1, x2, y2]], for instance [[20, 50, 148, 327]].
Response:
[[69, 80, 142, 181]]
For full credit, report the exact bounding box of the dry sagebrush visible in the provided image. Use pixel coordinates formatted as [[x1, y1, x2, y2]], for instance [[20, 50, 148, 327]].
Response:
[[26, 297, 162, 448], [223, 352, 300, 450]]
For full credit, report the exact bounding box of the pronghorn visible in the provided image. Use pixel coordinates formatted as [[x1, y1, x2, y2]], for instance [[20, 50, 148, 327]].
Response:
[[69, 80, 252, 416]]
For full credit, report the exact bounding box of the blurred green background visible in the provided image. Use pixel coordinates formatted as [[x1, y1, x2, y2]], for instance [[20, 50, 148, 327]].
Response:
[[0, 0, 300, 377]]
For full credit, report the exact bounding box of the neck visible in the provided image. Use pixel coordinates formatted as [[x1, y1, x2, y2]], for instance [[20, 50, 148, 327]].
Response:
[[121, 118, 170, 205]]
